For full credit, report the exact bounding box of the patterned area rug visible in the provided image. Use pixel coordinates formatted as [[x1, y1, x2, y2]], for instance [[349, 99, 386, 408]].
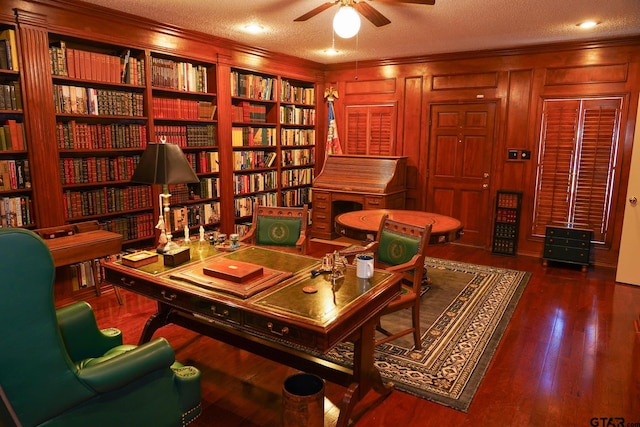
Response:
[[322, 257, 531, 412]]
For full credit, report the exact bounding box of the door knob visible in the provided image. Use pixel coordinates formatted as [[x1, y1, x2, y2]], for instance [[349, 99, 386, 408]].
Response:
[[483, 173, 489, 178], [482, 184, 489, 189], [630, 196, 638, 205]]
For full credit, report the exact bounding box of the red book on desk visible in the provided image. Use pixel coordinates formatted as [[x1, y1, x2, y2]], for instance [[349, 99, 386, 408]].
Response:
[[203, 259, 263, 283]]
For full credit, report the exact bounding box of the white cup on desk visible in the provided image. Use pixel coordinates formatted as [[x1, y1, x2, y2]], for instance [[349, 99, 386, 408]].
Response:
[[355, 254, 374, 279]]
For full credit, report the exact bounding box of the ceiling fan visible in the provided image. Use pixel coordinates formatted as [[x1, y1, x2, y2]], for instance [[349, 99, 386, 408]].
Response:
[[294, 0, 436, 30]]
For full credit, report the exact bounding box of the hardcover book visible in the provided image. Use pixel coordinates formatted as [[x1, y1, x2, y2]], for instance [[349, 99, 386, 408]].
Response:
[[203, 258, 264, 283]]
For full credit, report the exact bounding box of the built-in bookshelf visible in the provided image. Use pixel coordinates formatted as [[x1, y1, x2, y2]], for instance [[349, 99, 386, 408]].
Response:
[[230, 68, 279, 234], [150, 53, 219, 238], [0, 25, 33, 229], [49, 35, 153, 243], [279, 78, 315, 208]]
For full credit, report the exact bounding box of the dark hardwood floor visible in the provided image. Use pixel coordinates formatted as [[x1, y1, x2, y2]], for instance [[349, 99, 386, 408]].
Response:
[[81, 241, 640, 426]]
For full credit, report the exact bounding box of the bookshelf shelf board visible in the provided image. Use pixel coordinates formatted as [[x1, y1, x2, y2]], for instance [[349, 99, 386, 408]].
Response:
[[151, 86, 216, 97], [153, 117, 217, 124], [52, 75, 146, 90], [0, 188, 32, 195]]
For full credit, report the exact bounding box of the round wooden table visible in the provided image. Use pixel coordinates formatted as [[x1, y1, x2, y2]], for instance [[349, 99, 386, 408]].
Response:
[[335, 209, 463, 244]]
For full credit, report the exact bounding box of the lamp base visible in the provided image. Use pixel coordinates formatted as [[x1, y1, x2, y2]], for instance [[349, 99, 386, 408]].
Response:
[[157, 240, 181, 254]]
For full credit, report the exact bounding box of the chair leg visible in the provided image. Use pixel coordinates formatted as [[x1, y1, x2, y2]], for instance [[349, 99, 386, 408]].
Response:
[[412, 303, 422, 350]]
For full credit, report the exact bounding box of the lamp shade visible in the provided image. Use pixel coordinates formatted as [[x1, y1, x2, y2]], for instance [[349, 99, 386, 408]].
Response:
[[131, 142, 199, 185]]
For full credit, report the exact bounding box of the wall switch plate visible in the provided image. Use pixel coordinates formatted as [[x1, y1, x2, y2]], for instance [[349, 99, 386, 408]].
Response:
[[508, 149, 518, 160], [520, 150, 531, 160]]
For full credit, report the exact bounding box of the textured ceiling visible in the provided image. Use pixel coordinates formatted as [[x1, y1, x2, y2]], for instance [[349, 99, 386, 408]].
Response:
[[79, 0, 640, 64]]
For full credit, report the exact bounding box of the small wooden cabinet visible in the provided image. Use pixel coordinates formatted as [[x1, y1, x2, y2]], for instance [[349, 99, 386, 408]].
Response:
[[542, 225, 593, 272]]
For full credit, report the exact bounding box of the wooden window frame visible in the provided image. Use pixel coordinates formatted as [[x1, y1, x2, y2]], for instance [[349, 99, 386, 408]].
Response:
[[532, 97, 623, 244]]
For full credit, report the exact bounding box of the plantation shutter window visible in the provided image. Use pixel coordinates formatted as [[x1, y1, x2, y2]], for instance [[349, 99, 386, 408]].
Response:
[[345, 105, 395, 155], [532, 97, 622, 244]]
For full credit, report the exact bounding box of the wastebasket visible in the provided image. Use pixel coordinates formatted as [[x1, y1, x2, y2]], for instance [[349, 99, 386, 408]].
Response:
[[282, 372, 324, 427]]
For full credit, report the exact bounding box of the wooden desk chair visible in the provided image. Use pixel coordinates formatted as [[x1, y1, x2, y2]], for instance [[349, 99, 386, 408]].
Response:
[[240, 203, 309, 254], [343, 215, 432, 349]]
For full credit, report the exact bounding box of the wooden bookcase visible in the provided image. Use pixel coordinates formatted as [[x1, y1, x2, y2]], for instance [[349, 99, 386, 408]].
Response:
[[0, 25, 34, 229], [49, 35, 154, 245], [230, 69, 317, 235], [491, 190, 522, 255], [149, 52, 220, 238], [279, 78, 316, 208]]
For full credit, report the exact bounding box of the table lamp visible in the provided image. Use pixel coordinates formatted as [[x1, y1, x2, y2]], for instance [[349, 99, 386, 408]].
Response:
[[131, 140, 199, 253]]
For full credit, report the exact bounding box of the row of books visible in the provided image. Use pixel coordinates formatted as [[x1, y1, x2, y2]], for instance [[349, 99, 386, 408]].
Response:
[[154, 124, 217, 147], [190, 177, 219, 200], [152, 97, 216, 120], [230, 71, 275, 101], [232, 102, 268, 123], [0, 29, 18, 71], [0, 195, 32, 228], [281, 148, 314, 167], [281, 128, 315, 146], [166, 201, 221, 233], [59, 155, 141, 185], [280, 82, 315, 105], [184, 151, 219, 174], [56, 121, 148, 150], [101, 212, 155, 242], [281, 168, 313, 188], [282, 187, 312, 207], [49, 45, 145, 86], [69, 260, 99, 290], [280, 105, 316, 125], [233, 170, 277, 195], [53, 84, 145, 117], [0, 82, 21, 111], [62, 185, 152, 219], [151, 57, 208, 93], [0, 159, 31, 190], [231, 126, 276, 147], [233, 194, 278, 218], [0, 120, 26, 151], [233, 150, 276, 171]]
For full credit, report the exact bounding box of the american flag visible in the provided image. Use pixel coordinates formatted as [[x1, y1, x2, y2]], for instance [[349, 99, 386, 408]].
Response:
[[326, 100, 343, 156]]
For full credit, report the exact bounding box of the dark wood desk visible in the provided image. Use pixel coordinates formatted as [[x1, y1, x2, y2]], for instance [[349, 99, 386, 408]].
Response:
[[103, 245, 401, 426], [335, 209, 464, 244], [38, 221, 123, 301]]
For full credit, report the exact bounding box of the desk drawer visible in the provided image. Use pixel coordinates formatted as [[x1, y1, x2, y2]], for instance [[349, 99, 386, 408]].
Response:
[[244, 312, 317, 348], [105, 269, 242, 324]]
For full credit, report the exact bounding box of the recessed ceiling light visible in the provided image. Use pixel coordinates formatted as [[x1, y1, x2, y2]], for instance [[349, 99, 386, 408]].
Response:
[[577, 21, 599, 29], [244, 23, 264, 34], [324, 47, 340, 56]]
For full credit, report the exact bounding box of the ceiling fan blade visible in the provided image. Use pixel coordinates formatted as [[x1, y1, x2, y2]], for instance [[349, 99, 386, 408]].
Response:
[[294, 2, 338, 22], [354, 2, 391, 27], [373, 0, 436, 5]]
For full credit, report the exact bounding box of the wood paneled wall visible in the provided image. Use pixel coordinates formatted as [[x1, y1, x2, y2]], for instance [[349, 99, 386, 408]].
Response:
[[324, 39, 640, 267], [3, 1, 640, 267]]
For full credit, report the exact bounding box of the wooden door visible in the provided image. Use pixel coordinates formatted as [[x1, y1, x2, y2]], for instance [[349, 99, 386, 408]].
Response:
[[616, 100, 640, 286], [427, 103, 496, 247]]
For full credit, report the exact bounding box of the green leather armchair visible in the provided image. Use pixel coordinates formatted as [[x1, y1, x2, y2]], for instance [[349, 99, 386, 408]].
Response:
[[0, 228, 202, 427]]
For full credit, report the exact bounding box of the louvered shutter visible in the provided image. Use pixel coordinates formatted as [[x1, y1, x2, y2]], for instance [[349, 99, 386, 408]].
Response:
[[533, 98, 622, 243], [344, 105, 395, 155]]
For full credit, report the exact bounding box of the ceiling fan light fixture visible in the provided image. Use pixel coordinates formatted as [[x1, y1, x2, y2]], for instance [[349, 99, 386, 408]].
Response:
[[333, 5, 361, 39]]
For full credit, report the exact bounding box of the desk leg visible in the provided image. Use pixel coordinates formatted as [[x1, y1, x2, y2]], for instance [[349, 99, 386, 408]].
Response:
[[138, 302, 172, 345], [336, 316, 394, 427]]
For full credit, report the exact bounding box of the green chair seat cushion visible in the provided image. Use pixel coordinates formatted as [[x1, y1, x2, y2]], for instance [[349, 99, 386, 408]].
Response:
[[256, 216, 302, 246], [378, 229, 421, 266]]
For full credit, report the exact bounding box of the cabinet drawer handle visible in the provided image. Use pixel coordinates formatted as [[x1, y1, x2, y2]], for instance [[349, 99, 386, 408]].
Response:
[[120, 277, 134, 287], [367, 200, 381, 205], [210, 306, 229, 318], [267, 322, 289, 336], [161, 290, 177, 301]]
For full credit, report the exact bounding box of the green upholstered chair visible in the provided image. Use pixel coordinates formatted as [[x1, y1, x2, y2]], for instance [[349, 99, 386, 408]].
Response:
[[240, 202, 309, 254], [342, 215, 432, 349], [0, 228, 202, 427]]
